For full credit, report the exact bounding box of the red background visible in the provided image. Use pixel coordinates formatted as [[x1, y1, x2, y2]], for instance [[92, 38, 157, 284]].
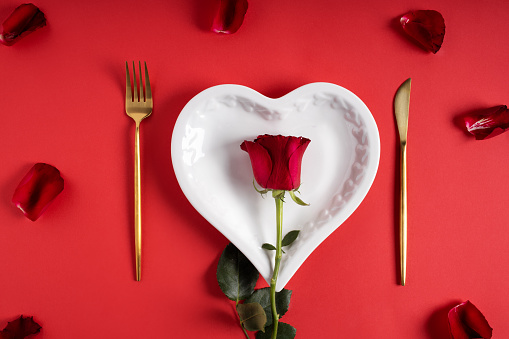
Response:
[[1, 0, 508, 338]]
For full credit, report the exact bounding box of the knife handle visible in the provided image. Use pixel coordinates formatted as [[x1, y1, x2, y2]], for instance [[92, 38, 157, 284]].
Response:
[[400, 142, 407, 286]]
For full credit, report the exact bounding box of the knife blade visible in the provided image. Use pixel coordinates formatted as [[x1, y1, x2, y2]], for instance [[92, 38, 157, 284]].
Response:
[[394, 78, 411, 286]]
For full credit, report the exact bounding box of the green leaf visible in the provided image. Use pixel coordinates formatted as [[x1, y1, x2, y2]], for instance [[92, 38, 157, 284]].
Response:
[[262, 243, 277, 251], [281, 230, 300, 247], [217, 243, 259, 302], [236, 302, 267, 332], [245, 287, 292, 327], [289, 190, 309, 206], [255, 322, 296, 339]]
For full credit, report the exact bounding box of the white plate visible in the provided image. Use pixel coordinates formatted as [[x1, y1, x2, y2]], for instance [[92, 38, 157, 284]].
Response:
[[171, 83, 380, 290]]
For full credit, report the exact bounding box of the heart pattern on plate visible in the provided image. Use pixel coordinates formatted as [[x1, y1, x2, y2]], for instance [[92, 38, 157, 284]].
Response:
[[171, 83, 380, 290]]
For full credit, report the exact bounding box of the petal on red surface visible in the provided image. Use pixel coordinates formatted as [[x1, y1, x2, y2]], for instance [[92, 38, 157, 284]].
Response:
[[464, 105, 509, 140], [449, 306, 470, 339], [12, 163, 64, 221], [0, 315, 41, 339], [448, 301, 493, 339], [400, 10, 445, 53], [211, 0, 248, 34], [0, 3, 46, 46]]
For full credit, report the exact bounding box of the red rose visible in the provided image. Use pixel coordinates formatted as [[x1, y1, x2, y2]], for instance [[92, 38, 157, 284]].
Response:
[[0, 3, 46, 46], [12, 163, 64, 221], [240, 135, 310, 191]]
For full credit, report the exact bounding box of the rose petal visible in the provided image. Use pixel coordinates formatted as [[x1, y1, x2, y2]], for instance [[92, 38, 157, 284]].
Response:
[[211, 0, 248, 34], [0, 4, 46, 46], [241, 140, 273, 188], [448, 301, 493, 339], [464, 105, 509, 140], [400, 10, 445, 53], [0, 315, 41, 339], [12, 163, 64, 221], [287, 137, 311, 189]]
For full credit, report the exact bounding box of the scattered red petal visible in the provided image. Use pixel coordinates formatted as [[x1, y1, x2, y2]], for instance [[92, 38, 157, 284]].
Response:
[[400, 10, 445, 53], [0, 315, 41, 339], [0, 4, 46, 46], [211, 0, 248, 34], [448, 301, 492, 339], [464, 105, 509, 140], [12, 163, 64, 221]]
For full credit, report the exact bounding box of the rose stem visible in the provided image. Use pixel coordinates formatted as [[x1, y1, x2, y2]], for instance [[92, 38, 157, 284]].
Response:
[[236, 301, 250, 339], [240, 325, 249, 339], [270, 191, 284, 339]]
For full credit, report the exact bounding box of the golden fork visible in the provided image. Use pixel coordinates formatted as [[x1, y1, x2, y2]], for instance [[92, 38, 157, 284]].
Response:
[[125, 61, 152, 281]]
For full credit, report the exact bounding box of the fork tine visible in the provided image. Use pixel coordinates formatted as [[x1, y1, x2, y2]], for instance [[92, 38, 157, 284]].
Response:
[[125, 62, 132, 102], [132, 61, 138, 102], [144, 62, 152, 101], [138, 61, 144, 102]]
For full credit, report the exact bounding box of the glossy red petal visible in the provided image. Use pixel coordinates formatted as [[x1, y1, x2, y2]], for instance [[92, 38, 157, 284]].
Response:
[[241, 140, 273, 188], [448, 301, 493, 339], [0, 315, 41, 339], [12, 163, 64, 221], [0, 4, 46, 46], [287, 137, 311, 189], [464, 105, 509, 140], [449, 306, 470, 339], [400, 10, 445, 53], [211, 0, 248, 34]]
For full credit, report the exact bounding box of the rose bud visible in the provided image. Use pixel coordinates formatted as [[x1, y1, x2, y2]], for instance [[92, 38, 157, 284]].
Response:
[[211, 0, 248, 34], [464, 105, 509, 140], [241, 135, 310, 191], [0, 3, 46, 46], [448, 301, 493, 339], [400, 10, 445, 53], [12, 163, 64, 221]]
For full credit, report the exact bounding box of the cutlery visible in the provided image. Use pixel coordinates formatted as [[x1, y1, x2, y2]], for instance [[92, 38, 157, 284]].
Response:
[[125, 61, 152, 281], [394, 78, 411, 286]]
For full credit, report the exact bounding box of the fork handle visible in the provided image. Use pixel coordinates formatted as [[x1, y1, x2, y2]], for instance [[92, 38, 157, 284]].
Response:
[[399, 142, 407, 286], [134, 122, 142, 281]]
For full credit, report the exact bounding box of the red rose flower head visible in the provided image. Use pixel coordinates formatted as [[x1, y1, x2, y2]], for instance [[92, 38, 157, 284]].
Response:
[[400, 10, 445, 53], [0, 3, 46, 46], [211, 0, 248, 34], [241, 135, 310, 191], [464, 105, 509, 140], [12, 163, 64, 221], [448, 301, 493, 339]]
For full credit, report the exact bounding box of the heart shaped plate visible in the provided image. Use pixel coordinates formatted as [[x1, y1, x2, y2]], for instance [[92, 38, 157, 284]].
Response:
[[171, 83, 380, 290]]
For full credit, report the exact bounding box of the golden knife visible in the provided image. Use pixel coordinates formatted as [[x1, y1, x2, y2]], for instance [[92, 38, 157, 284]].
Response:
[[394, 78, 411, 286]]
